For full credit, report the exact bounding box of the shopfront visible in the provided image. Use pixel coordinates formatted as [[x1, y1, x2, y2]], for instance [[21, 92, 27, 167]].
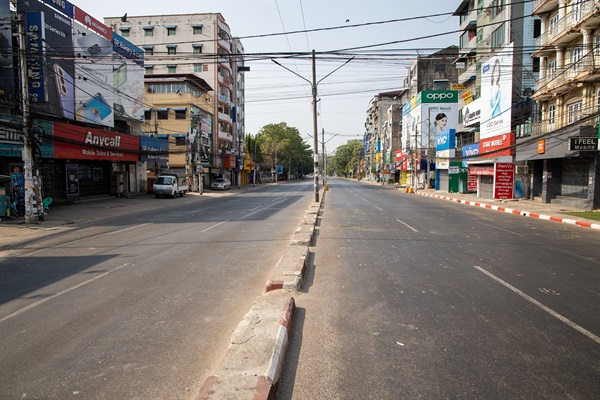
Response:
[[53, 122, 140, 199]]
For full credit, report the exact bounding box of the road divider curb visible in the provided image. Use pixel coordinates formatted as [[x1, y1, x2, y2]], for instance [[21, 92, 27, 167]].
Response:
[[415, 192, 600, 230], [265, 246, 310, 293], [196, 294, 295, 400]]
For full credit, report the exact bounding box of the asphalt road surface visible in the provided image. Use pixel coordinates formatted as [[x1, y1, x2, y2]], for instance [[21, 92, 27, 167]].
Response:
[[278, 177, 600, 400], [0, 182, 314, 400]]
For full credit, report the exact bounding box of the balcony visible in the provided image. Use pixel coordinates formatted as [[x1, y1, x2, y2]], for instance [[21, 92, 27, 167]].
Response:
[[536, 2, 598, 48], [218, 38, 231, 51], [218, 111, 231, 122], [458, 61, 477, 84], [218, 130, 233, 141], [533, 0, 559, 15]]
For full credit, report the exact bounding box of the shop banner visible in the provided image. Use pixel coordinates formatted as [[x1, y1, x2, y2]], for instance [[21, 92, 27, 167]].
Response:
[[140, 136, 169, 162], [462, 143, 479, 167], [53, 122, 139, 161], [479, 132, 515, 158], [494, 163, 514, 200]]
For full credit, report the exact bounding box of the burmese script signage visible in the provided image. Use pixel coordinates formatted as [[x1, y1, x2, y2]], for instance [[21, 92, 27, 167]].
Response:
[[494, 162, 514, 200]]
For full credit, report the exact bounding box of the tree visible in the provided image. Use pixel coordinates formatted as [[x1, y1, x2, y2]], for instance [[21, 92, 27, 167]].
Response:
[[256, 123, 313, 179], [331, 140, 363, 177]]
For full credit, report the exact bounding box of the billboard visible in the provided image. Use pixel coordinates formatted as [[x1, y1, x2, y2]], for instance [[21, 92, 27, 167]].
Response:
[[73, 23, 114, 127], [402, 91, 458, 153], [18, 0, 76, 119], [480, 43, 513, 139], [0, 0, 15, 104], [111, 33, 145, 122]]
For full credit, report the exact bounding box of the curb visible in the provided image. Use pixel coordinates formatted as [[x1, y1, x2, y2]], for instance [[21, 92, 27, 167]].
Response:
[[264, 246, 310, 292], [415, 192, 600, 231], [196, 294, 295, 400]]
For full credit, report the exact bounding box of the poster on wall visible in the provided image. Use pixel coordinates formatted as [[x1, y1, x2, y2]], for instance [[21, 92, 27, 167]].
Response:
[[493, 162, 514, 200], [480, 43, 513, 139], [0, 0, 15, 104]]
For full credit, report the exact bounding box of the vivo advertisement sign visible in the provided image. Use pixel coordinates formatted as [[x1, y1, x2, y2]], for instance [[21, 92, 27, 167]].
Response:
[[462, 143, 479, 167], [481, 43, 513, 139], [436, 129, 456, 151]]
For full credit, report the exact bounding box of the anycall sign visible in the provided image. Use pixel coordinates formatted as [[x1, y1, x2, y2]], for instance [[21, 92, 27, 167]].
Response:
[[493, 163, 514, 200], [53, 122, 139, 161]]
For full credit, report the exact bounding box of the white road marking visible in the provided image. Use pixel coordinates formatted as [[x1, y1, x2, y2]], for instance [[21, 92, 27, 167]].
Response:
[[199, 220, 229, 233], [396, 219, 418, 233], [0, 263, 131, 324], [374, 205, 383, 211], [104, 223, 151, 236], [477, 221, 524, 236], [473, 265, 600, 344]]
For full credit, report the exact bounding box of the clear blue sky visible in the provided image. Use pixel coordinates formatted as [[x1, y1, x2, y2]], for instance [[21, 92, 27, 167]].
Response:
[[72, 0, 459, 151]]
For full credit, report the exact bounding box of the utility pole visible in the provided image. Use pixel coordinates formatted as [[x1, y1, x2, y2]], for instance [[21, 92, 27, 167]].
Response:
[[321, 128, 325, 188], [18, 12, 39, 224], [311, 50, 319, 202], [272, 52, 353, 203], [253, 134, 257, 187]]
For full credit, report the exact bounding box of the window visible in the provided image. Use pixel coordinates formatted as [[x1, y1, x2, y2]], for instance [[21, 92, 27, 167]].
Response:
[[144, 48, 153, 56], [157, 109, 169, 120], [143, 27, 154, 37], [477, 0, 484, 16], [549, 13, 559, 36], [491, 23, 505, 49], [491, 0, 504, 19], [548, 104, 556, 127], [119, 27, 130, 38], [175, 137, 186, 146], [460, 32, 469, 49], [175, 109, 187, 119], [567, 101, 582, 124], [167, 46, 177, 55], [144, 66, 154, 75], [193, 45, 203, 55], [167, 65, 177, 74], [477, 29, 483, 45], [167, 26, 177, 36], [547, 59, 557, 80], [569, 45, 582, 77], [434, 64, 446, 73], [194, 63, 203, 73], [571, 0, 584, 23], [193, 25, 203, 35], [144, 109, 152, 121]]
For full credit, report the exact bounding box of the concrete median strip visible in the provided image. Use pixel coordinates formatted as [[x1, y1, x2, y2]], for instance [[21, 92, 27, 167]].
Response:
[[290, 225, 315, 246], [196, 293, 295, 400], [264, 246, 309, 292]]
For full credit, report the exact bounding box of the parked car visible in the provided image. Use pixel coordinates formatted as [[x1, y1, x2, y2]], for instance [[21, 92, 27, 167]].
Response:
[[210, 178, 231, 190], [153, 174, 189, 198]]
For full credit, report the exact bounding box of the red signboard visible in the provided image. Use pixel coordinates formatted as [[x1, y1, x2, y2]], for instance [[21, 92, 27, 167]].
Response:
[[494, 162, 514, 200], [469, 165, 494, 176], [53, 122, 140, 162], [468, 174, 478, 192], [74, 6, 112, 41], [479, 132, 515, 157]]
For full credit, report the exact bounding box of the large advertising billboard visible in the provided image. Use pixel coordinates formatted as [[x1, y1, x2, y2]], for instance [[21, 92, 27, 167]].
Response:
[[111, 33, 145, 123], [18, 0, 76, 119], [480, 43, 513, 139], [0, 0, 15, 104], [402, 91, 458, 154]]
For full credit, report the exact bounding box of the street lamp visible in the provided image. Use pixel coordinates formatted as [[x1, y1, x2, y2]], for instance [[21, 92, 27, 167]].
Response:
[[272, 51, 353, 202]]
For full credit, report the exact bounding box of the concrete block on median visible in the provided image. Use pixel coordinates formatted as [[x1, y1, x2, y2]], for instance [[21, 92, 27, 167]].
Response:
[[290, 225, 314, 246], [265, 246, 309, 292], [301, 213, 318, 226], [196, 293, 295, 400]]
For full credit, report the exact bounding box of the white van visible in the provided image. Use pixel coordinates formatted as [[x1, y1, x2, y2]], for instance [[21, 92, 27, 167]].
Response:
[[153, 174, 189, 198]]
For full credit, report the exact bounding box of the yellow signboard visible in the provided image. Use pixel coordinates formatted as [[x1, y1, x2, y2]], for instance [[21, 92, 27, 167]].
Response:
[[451, 84, 466, 90]]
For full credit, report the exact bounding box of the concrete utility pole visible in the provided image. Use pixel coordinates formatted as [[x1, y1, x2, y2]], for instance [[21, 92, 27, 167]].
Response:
[[18, 12, 39, 224], [272, 51, 354, 203]]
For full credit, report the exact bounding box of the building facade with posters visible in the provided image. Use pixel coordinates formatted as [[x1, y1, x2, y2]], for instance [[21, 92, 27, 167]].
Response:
[[104, 13, 247, 187], [519, 0, 600, 210], [453, 0, 541, 201], [0, 0, 153, 206], [401, 90, 459, 189]]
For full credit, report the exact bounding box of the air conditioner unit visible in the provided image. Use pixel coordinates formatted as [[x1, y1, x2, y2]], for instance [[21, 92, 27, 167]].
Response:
[[515, 165, 528, 175]]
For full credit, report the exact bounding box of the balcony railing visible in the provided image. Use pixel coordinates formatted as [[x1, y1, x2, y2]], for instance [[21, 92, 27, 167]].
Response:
[[532, 105, 598, 135], [534, 59, 596, 93], [536, 1, 597, 47]]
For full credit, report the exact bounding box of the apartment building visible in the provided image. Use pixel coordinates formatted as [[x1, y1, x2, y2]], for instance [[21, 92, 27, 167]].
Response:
[[519, 0, 600, 209], [105, 13, 246, 184], [453, 0, 539, 199]]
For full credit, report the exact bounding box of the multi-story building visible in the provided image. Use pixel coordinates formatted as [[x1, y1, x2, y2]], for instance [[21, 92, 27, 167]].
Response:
[[520, 0, 600, 210], [453, 0, 540, 199], [105, 13, 246, 185]]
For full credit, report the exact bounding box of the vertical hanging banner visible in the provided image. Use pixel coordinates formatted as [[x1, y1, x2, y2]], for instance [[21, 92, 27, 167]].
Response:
[[24, 12, 46, 103], [493, 162, 514, 200]]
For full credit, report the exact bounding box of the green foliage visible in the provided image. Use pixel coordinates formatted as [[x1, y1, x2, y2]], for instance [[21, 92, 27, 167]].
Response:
[[331, 140, 363, 176], [255, 123, 313, 176]]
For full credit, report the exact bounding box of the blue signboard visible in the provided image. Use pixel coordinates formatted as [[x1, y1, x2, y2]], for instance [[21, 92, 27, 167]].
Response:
[[25, 12, 46, 103], [435, 129, 456, 151], [462, 143, 479, 167], [41, 0, 75, 17], [140, 136, 169, 163]]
